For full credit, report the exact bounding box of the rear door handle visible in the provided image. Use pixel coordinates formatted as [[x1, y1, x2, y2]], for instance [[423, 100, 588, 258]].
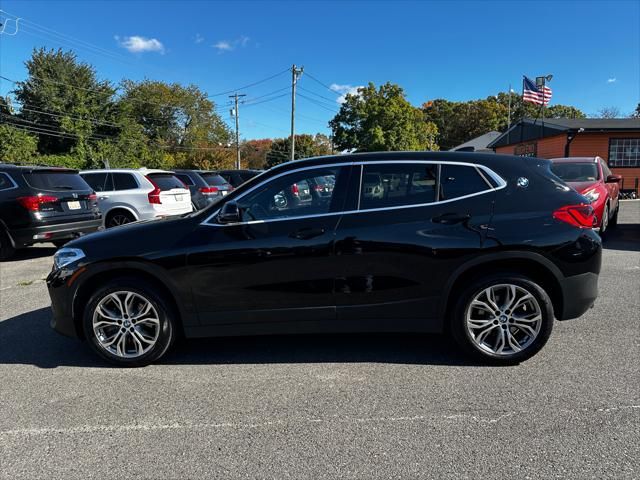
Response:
[[289, 227, 326, 240], [432, 213, 471, 225]]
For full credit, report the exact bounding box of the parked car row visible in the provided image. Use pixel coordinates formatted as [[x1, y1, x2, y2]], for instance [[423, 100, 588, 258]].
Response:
[[0, 164, 262, 260]]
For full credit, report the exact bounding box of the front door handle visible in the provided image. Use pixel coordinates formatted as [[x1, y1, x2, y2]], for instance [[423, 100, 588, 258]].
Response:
[[289, 227, 326, 240], [432, 213, 471, 225]]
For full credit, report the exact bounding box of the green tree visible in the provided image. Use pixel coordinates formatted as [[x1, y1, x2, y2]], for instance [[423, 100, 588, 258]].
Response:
[[265, 134, 332, 169], [241, 138, 273, 169], [631, 103, 640, 118], [330, 82, 439, 152], [13, 48, 116, 163], [0, 125, 38, 164]]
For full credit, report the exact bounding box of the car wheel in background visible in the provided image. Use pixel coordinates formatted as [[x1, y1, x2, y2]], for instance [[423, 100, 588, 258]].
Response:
[[451, 274, 554, 364], [106, 211, 135, 228], [609, 203, 618, 228], [82, 277, 177, 367], [599, 204, 610, 237], [52, 240, 68, 248], [0, 227, 16, 261]]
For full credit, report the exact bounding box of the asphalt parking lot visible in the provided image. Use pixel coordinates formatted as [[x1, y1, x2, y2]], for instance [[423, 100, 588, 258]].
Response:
[[1, 201, 638, 479]]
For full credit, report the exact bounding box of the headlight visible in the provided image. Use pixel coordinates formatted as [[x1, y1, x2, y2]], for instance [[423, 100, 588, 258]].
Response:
[[583, 189, 600, 203], [53, 248, 86, 270]]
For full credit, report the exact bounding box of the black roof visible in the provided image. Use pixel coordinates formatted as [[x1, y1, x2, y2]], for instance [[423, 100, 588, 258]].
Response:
[[488, 117, 640, 148]]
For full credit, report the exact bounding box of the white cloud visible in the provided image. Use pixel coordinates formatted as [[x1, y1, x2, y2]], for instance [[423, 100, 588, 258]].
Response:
[[607, 77, 617, 83], [194, 33, 204, 44], [116, 35, 164, 54], [212, 36, 251, 53], [330, 83, 363, 103]]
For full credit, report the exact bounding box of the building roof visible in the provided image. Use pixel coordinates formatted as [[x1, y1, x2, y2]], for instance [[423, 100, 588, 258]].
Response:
[[488, 117, 640, 148], [451, 131, 501, 152]]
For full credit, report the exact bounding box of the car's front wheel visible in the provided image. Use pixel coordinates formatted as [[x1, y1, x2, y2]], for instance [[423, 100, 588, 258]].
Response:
[[82, 278, 176, 367], [451, 274, 554, 364]]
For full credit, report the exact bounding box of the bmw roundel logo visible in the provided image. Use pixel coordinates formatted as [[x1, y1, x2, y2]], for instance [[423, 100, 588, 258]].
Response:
[[517, 177, 529, 188]]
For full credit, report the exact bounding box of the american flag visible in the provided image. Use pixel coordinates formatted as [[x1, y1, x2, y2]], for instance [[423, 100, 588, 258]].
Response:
[[523, 76, 552, 105]]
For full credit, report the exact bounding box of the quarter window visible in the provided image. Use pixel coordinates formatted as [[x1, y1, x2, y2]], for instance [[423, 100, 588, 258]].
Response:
[[235, 167, 343, 222], [359, 163, 437, 210], [0, 173, 14, 191], [439, 164, 491, 200], [608, 138, 640, 167]]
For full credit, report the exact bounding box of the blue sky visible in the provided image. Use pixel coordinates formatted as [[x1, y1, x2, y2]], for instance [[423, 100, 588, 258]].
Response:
[[1, 0, 639, 140]]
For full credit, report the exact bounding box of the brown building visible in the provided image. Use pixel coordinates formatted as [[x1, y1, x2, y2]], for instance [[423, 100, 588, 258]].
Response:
[[488, 118, 640, 194]]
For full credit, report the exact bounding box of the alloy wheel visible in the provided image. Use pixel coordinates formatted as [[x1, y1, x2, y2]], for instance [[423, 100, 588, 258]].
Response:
[[465, 283, 542, 356], [92, 291, 160, 358], [109, 214, 132, 227]]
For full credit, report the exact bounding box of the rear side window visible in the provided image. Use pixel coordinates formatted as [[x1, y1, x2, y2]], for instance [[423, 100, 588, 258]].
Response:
[[112, 173, 139, 191], [439, 164, 490, 200], [200, 173, 228, 186], [147, 173, 185, 191], [23, 171, 90, 191], [82, 172, 113, 192], [0, 172, 15, 191], [175, 174, 194, 186], [359, 163, 437, 210]]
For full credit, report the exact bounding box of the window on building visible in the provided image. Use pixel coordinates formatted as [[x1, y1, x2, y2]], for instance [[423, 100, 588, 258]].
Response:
[[609, 138, 640, 167]]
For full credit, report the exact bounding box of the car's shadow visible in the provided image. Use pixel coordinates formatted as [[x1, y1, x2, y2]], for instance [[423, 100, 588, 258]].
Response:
[[3, 246, 57, 262], [603, 222, 640, 252], [0, 307, 485, 368]]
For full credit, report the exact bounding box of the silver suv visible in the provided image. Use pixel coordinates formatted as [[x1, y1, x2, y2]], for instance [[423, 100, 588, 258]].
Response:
[[80, 168, 192, 228]]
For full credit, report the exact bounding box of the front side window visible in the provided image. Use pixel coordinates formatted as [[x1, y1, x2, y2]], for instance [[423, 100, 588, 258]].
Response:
[[609, 138, 640, 167], [235, 166, 344, 222], [359, 163, 437, 210], [82, 172, 112, 192], [439, 164, 491, 200]]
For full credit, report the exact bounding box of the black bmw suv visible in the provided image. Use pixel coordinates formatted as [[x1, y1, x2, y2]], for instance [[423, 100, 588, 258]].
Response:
[[0, 164, 102, 260], [47, 152, 601, 366]]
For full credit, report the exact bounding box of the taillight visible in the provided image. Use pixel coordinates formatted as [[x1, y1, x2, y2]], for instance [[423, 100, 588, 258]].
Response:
[[291, 183, 299, 196], [553, 204, 596, 229], [17, 195, 58, 211], [199, 186, 219, 195], [146, 176, 162, 204], [314, 184, 325, 192], [87, 193, 97, 203]]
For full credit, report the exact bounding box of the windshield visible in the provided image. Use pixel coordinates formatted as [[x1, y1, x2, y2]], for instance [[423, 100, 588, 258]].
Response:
[[551, 163, 599, 182], [23, 171, 91, 191]]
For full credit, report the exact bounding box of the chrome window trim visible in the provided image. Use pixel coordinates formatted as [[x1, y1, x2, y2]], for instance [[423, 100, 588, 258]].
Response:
[[202, 160, 506, 227], [0, 172, 19, 191]]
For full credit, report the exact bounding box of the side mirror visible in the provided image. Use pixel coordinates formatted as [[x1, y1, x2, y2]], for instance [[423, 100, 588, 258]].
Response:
[[606, 174, 622, 183], [217, 201, 241, 224]]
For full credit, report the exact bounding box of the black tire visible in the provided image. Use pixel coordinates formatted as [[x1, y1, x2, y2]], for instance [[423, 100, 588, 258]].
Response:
[[450, 273, 554, 364], [609, 203, 619, 228], [599, 204, 610, 237], [82, 277, 177, 367], [106, 210, 135, 228], [0, 227, 16, 261]]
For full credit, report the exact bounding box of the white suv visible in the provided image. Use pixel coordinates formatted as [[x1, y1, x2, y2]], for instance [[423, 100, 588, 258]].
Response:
[[80, 168, 192, 228]]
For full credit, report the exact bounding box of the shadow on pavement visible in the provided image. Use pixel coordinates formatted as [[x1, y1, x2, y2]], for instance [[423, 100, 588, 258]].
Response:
[[603, 223, 640, 252], [3, 246, 57, 263], [0, 307, 484, 368]]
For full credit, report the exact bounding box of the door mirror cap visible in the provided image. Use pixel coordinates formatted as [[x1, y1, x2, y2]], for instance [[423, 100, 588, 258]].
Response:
[[217, 201, 241, 224], [606, 174, 622, 183]]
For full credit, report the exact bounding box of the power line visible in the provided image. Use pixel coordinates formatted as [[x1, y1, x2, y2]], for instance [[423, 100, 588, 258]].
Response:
[[304, 72, 342, 97], [297, 93, 339, 113], [206, 68, 290, 97], [297, 86, 340, 106]]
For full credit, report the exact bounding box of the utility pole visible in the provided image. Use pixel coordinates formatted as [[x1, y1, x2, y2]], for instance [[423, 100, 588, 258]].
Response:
[[290, 64, 304, 161], [229, 93, 246, 169]]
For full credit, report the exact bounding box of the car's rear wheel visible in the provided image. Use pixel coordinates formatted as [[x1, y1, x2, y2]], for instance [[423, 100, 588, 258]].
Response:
[[609, 203, 619, 228], [0, 227, 16, 261], [106, 211, 135, 228], [82, 278, 176, 367], [451, 274, 554, 364]]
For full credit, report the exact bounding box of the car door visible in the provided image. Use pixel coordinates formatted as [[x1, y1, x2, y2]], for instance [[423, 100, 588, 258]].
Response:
[[186, 164, 353, 327], [333, 161, 495, 332], [600, 160, 620, 211]]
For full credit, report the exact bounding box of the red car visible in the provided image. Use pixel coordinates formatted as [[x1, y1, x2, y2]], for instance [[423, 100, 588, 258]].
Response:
[[550, 156, 621, 235]]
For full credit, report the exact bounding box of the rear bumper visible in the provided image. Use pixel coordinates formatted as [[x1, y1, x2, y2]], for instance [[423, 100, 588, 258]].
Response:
[[9, 218, 102, 248], [557, 271, 599, 320]]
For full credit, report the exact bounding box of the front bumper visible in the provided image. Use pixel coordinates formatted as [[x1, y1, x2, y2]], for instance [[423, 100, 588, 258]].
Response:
[[557, 271, 599, 320], [10, 218, 102, 248], [47, 266, 83, 338]]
